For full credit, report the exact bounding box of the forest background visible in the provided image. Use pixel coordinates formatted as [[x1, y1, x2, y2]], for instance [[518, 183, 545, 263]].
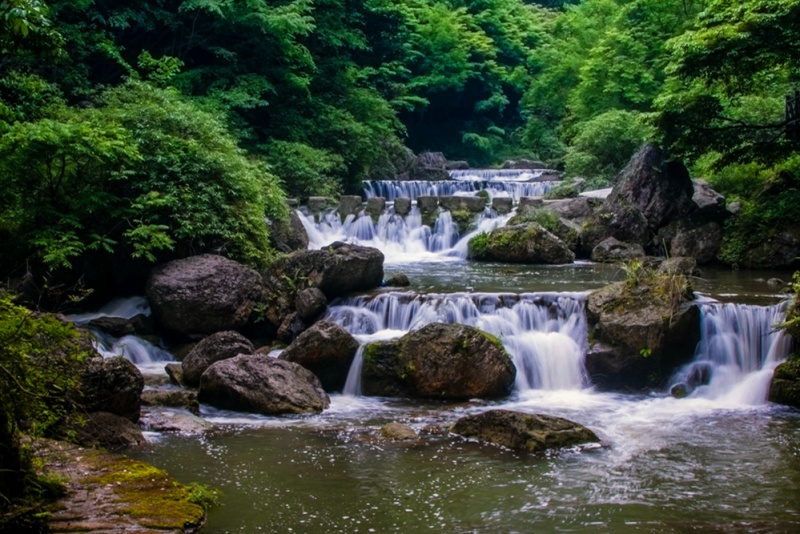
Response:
[[1, 0, 799, 289]]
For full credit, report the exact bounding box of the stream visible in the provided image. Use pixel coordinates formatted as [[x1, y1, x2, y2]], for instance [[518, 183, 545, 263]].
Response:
[[85, 173, 800, 532]]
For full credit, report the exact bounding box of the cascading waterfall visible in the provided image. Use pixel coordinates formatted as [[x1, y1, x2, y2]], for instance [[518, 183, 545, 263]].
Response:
[[92, 330, 173, 365], [363, 179, 557, 201], [328, 291, 589, 394], [671, 300, 791, 404], [298, 207, 510, 261]]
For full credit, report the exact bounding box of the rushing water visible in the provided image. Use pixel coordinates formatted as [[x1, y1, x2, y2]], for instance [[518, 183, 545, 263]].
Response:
[[103, 190, 800, 532]]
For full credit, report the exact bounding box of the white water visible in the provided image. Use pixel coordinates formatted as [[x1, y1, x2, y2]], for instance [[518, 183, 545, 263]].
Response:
[[299, 207, 510, 263], [92, 331, 173, 365], [67, 295, 150, 323], [364, 179, 557, 201]]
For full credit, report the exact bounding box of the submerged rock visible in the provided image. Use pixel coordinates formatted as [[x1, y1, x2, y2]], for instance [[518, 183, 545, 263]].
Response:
[[385, 272, 410, 287], [380, 422, 418, 440], [361, 323, 515, 400], [279, 321, 360, 392], [199, 354, 330, 415], [468, 223, 575, 265], [181, 330, 255, 388], [450, 409, 599, 453], [141, 408, 212, 434], [146, 254, 263, 337]]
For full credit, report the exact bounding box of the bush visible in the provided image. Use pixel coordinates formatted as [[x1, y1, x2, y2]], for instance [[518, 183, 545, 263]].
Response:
[[261, 140, 345, 201]]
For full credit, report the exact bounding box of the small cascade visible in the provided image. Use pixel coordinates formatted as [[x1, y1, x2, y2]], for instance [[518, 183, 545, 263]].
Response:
[[67, 295, 150, 324], [297, 207, 509, 262], [670, 300, 791, 404], [343, 346, 366, 396], [93, 331, 173, 365], [449, 169, 554, 181], [363, 179, 557, 201], [330, 291, 589, 393]]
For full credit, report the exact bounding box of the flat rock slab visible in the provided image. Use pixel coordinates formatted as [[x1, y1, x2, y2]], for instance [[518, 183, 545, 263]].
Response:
[[33, 439, 205, 533]]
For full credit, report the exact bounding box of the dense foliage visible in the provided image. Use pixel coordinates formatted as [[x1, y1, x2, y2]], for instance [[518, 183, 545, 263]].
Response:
[[1, 0, 799, 278]]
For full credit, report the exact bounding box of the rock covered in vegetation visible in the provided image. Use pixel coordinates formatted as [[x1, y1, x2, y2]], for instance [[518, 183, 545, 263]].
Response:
[[35, 439, 205, 533], [198, 354, 330, 415], [591, 237, 645, 263], [468, 224, 575, 264], [606, 144, 696, 231], [769, 359, 800, 408], [394, 197, 412, 216], [279, 321, 360, 392], [146, 254, 263, 337], [261, 243, 384, 337], [450, 409, 599, 453], [585, 272, 700, 390], [181, 331, 255, 388], [361, 323, 515, 399], [80, 356, 144, 422], [439, 195, 487, 213]]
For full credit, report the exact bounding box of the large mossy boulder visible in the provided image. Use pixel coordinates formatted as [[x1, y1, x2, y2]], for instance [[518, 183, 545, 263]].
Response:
[[146, 254, 263, 337], [198, 354, 330, 415], [181, 330, 255, 387], [468, 224, 575, 265], [80, 356, 144, 422], [450, 409, 599, 453], [279, 321, 360, 392], [606, 143, 696, 231], [769, 359, 800, 408], [585, 272, 700, 390], [361, 323, 515, 399], [261, 243, 384, 337]]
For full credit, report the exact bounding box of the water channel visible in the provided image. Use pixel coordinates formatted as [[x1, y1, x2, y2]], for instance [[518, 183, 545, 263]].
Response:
[[101, 173, 800, 532]]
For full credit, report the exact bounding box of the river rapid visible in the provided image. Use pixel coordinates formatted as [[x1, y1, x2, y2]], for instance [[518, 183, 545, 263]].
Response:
[[98, 175, 800, 532]]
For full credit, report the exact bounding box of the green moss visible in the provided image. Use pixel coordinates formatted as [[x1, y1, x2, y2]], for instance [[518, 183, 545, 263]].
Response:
[[508, 208, 559, 232], [467, 232, 491, 259], [450, 209, 476, 234]]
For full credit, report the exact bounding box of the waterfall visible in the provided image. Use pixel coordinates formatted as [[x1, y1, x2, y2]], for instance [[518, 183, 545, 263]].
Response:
[[92, 331, 173, 364], [298, 207, 510, 262], [363, 179, 557, 201], [670, 300, 792, 404], [343, 346, 366, 396], [330, 291, 589, 394]]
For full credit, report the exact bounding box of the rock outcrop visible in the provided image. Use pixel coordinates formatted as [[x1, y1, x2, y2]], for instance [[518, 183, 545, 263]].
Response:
[[279, 321, 360, 392], [450, 409, 599, 453], [361, 323, 515, 399], [146, 254, 263, 337], [269, 209, 309, 253], [468, 224, 575, 265], [198, 354, 330, 415], [181, 330, 255, 388]]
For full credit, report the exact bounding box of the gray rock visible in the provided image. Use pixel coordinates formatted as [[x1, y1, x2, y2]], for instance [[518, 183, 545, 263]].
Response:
[[338, 195, 363, 218], [181, 331, 255, 388], [591, 237, 645, 263], [439, 196, 487, 213], [71, 411, 145, 451], [670, 222, 722, 265], [361, 323, 515, 399], [366, 197, 386, 220], [492, 197, 513, 215], [141, 389, 200, 415], [544, 197, 597, 223], [385, 272, 410, 287], [410, 152, 449, 181], [394, 197, 412, 216], [269, 209, 309, 253], [658, 257, 699, 277], [518, 197, 544, 214], [445, 160, 470, 170], [295, 287, 327, 322], [501, 159, 547, 170], [581, 202, 650, 253], [307, 196, 329, 215], [165, 363, 186, 387], [279, 321, 359, 392], [381, 422, 418, 440], [450, 409, 599, 453], [80, 356, 144, 422], [140, 408, 212, 434], [199, 354, 330, 415], [146, 254, 263, 337], [88, 316, 136, 337], [469, 224, 575, 265], [692, 179, 727, 221], [607, 144, 696, 231]]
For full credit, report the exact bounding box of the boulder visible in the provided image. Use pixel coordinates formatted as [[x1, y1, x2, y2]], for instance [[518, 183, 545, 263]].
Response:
[[338, 195, 363, 218], [80, 356, 144, 422], [277, 312, 306, 342], [385, 272, 410, 287], [450, 410, 599, 453], [260, 243, 384, 336], [199, 354, 330, 415], [269, 209, 309, 253], [140, 389, 200, 415], [146, 254, 263, 337], [581, 202, 650, 253], [164, 363, 186, 387], [692, 179, 727, 221], [658, 257, 700, 277], [585, 278, 700, 390], [366, 197, 386, 220], [381, 422, 418, 440], [439, 196, 487, 213], [741, 226, 800, 269], [181, 330, 255, 387], [307, 196, 329, 216], [410, 152, 449, 181], [769, 359, 800, 408], [295, 287, 327, 322], [140, 408, 212, 434], [670, 222, 723, 265], [606, 144, 696, 231], [361, 323, 515, 399], [591, 237, 645, 263], [279, 321, 360, 392], [417, 196, 440, 226], [544, 197, 598, 223], [469, 224, 575, 265], [394, 197, 412, 216], [71, 412, 145, 451], [518, 197, 544, 214], [445, 160, 470, 170], [492, 197, 513, 215], [501, 159, 547, 170]]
